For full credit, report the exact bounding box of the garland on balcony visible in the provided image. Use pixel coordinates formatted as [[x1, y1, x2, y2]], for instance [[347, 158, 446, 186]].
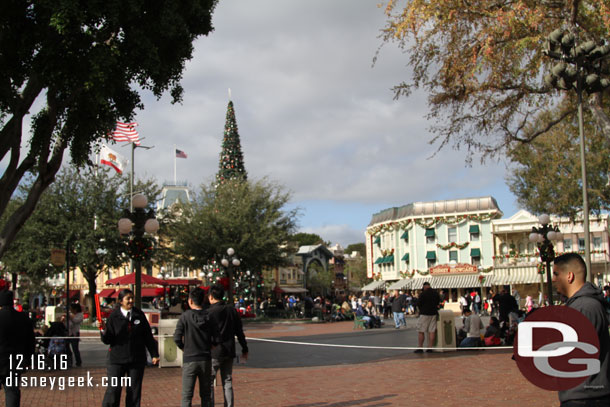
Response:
[[493, 249, 606, 260], [493, 252, 539, 260], [436, 242, 469, 250], [380, 248, 395, 257], [537, 263, 546, 275], [367, 219, 413, 235], [479, 266, 494, 273], [367, 213, 498, 236]]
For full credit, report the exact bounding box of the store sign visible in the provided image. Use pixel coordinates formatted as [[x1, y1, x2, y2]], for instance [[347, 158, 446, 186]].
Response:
[[429, 263, 477, 275], [50, 248, 66, 267]]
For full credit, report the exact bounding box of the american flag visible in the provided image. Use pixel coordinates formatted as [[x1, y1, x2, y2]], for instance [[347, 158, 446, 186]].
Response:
[[175, 149, 187, 159], [111, 121, 141, 145]]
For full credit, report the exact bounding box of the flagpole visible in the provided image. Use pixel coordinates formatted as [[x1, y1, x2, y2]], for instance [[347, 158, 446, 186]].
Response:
[[174, 144, 177, 185]]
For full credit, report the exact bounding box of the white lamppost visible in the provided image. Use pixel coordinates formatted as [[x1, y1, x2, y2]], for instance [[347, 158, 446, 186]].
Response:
[[221, 248, 241, 303]]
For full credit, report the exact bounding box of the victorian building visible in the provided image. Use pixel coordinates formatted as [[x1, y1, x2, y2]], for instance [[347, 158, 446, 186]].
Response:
[[365, 197, 502, 302]]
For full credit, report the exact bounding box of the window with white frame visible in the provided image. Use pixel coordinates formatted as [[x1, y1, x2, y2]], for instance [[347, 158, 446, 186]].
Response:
[[564, 239, 572, 251], [448, 227, 457, 243], [472, 256, 481, 266], [579, 238, 585, 251], [449, 251, 458, 262], [593, 236, 602, 250]]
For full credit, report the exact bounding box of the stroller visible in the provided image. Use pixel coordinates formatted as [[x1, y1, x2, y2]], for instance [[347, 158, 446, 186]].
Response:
[[41, 321, 68, 369]]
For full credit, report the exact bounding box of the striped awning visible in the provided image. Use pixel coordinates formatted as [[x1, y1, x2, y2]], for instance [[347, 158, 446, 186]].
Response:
[[361, 280, 386, 291], [430, 274, 492, 288], [388, 279, 411, 290], [407, 274, 493, 290], [494, 268, 547, 285]]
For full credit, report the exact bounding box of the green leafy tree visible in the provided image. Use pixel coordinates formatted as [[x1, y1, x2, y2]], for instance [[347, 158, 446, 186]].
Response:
[[378, 1, 610, 159], [307, 261, 333, 297], [345, 243, 366, 257], [0, 0, 219, 258], [216, 100, 247, 185], [170, 179, 299, 300], [290, 233, 326, 247], [344, 256, 370, 289], [1, 165, 165, 320], [507, 113, 610, 218]]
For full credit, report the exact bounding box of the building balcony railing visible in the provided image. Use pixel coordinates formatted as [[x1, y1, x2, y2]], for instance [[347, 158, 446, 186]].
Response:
[[494, 251, 609, 269]]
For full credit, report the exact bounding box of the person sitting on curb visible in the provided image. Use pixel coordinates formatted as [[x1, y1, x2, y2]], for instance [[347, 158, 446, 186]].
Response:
[[459, 307, 484, 348]]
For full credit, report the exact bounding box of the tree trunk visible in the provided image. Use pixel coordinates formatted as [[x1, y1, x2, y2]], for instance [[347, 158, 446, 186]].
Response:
[[86, 273, 98, 324], [0, 142, 66, 258]]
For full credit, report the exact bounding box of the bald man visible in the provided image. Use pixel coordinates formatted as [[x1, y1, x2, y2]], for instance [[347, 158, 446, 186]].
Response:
[[552, 253, 610, 406]]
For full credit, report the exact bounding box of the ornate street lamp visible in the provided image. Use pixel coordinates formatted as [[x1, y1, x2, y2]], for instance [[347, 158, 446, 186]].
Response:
[[118, 194, 159, 308], [544, 29, 610, 281], [221, 248, 241, 304], [529, 214, 563, 305]]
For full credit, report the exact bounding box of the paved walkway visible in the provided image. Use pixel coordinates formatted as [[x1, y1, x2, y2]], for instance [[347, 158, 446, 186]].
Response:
[[4, 320, 560, 406]]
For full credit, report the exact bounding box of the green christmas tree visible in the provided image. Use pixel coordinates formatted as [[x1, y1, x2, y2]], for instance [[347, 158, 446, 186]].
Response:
[[216, 100, 247, 185]]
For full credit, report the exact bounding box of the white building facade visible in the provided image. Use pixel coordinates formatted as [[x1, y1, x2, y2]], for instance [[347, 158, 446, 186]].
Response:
[[365, 197, 502, 298]]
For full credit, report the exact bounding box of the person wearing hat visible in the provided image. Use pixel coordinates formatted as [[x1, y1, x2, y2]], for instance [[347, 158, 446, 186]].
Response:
[[0, 289, 35, 407]]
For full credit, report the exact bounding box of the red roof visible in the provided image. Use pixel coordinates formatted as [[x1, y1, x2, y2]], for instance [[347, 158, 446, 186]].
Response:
[[62, 290, 80, 298], [98, 289, 115, 298], [141, 288, 165, 297], [164, 278, 202, 286], [105, 273, 168, 286]]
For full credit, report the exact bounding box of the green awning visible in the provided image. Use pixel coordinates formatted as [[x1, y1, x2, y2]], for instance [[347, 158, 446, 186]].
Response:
[[426, 251, 436, 260], [469, 225, 480, 234], [401, 253, 410, 262], [470, 248, 481, 257], [374, 257, 384, 264], [373, 236, 381, 245], [384, 255, 394, 264], [400, 230, 409, 239], [425, 228, 435, 237]]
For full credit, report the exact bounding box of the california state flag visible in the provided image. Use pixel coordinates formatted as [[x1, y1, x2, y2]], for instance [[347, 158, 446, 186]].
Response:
[[100, 145, 127, 174]]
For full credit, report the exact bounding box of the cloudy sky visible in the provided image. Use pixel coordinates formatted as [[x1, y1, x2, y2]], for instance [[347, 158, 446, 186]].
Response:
[[13, 1, 520, 246], [129, 1, 520, 246]]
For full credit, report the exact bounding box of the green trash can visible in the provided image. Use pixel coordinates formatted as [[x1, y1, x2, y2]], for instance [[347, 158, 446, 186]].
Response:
[[436, 310, 457, 352]]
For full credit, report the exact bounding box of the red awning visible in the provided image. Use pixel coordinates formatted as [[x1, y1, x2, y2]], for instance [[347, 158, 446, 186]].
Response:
[[164, 278, 202, 286], [141, 288, 163, 297], [62, 290, 80, 299], [105, 273, 168, 286], [98, 289, 115, 298]]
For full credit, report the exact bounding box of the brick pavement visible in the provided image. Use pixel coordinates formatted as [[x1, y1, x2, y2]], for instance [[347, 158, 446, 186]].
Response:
[[3, 320, 560, 407]]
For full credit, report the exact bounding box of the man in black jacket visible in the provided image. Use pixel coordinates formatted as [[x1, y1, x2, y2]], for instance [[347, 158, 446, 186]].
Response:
[[173, 287, 217, 407], [0, 289, 35, 407], [207, 284, 248, 407], [553, 253, 610, 406], [100, 289, 159, 407]]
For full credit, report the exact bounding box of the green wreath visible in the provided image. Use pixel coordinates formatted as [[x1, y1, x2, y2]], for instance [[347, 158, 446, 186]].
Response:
[[126, 237, 154, 261]]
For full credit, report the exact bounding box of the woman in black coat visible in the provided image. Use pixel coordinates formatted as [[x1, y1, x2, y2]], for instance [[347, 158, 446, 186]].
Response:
[[100, 289, 159, 407]]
